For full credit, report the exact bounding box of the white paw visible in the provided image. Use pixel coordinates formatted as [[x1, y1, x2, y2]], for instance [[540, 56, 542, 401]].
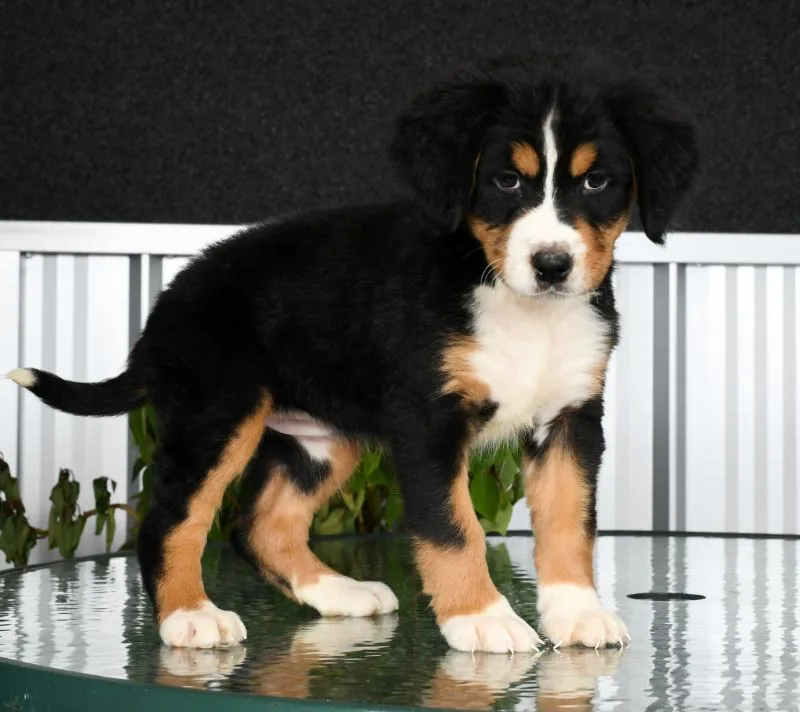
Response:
[[294, 574, 399, 617], [439, 596, 543, 653], [159, 601, 247, 648], [537, 584, 629, 649]]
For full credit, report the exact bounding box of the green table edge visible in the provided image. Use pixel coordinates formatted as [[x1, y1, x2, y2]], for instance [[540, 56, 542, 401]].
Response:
[[0, 656, 440, 712]]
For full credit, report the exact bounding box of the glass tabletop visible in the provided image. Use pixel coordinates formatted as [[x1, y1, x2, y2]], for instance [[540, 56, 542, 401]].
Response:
[[1, 535, 798, 711]]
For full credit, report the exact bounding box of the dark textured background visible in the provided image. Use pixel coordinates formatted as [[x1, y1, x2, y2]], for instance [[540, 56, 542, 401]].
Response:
[[2, 1, 798, 231]]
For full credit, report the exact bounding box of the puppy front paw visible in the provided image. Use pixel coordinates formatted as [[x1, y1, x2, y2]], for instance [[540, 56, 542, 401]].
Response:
[[537, 584, 629, 649], [440, 596, 543, 653], [159, 600, 247, 648]]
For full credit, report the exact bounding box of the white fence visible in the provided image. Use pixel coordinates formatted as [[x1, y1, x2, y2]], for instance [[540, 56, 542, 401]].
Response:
[[1, 221, 800, 565]]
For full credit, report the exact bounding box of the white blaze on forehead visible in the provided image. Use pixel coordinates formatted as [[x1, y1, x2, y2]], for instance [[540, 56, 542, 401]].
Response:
[[542, 109, 559, 207], [503, 109, 586, 296]]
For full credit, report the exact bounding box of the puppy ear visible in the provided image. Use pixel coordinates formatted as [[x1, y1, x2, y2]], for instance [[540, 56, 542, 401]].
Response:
[[390, 77, 503, 230], [606, 81, 699, 244]]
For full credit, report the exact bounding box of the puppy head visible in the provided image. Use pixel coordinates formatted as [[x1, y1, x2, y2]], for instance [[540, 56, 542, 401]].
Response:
[[390, 55, 699, 297]]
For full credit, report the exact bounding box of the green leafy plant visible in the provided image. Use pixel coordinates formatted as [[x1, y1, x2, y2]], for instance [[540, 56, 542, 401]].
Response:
[[0, 454, 134, 567], [1, 404, 527, 567]]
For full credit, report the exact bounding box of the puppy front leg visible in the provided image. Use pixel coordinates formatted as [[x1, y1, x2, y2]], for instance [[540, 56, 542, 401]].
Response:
[[525, 397, 629, 648], [394, 432, 541, 653]]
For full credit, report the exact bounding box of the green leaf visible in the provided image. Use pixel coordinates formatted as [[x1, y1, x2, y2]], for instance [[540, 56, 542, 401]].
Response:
[[1, 518, 15, 557], [144, 403, 158, 434], [129, 408, 145, 447], [15, 519, 30, 553], [513, 471, 526, 504], [50, 486, 64, 511], [499, 456, 518, 489], [0, 458, 11, 488], [93, 477, 112, 515], [57, 519, 70, 558], [95, 511, 106, 536], [47, 508, 59, 548], [470, 468, 500, 521], [483, 503, 514, 535], [314, 508, 348, 536], [70, 518, 87, 557], [385, 483, 404, 529], [353, 487, 366, 513], [68, 480, 80, 505], [131, 457, 146, 483], [360, 450, 382, 478], [366, 466, 391, 487], [340, 490, 356, 511], [106, 511, 116, 551]]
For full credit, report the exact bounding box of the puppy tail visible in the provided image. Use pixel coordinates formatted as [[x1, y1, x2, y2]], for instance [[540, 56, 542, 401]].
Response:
[[5, 367, 146, 416]]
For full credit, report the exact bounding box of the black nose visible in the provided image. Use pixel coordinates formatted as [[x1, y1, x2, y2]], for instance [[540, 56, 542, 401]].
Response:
[[532, 250, 573, 284]]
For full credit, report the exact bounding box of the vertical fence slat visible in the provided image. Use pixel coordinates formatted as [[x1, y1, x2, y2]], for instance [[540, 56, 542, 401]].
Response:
[[652, 264, 671, 530], [724, 266, 740, 532], [736, 267, 757, 533], [672, 264, 687, 531], [610, 264, 655, 530], [126, 255, 143, 526], [784, 268, 797, 533], [0, 252, 21, 477]]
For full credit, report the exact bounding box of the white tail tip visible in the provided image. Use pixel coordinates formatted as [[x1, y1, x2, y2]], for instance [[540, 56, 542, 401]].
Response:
[[6, 368, 37, 388]]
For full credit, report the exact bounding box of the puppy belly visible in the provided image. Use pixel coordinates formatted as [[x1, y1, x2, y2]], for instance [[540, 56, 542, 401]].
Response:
[[266, 411, 335, 461]]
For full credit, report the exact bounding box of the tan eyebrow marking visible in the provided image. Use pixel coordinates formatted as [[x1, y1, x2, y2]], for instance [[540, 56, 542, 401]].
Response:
[[570, 142, 598, 177], [511, 142, 540, 178]]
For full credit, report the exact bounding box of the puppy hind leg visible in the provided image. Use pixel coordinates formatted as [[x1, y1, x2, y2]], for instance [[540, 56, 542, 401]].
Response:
[[138, 394, 272, 649], [233, 436, 399, 617]]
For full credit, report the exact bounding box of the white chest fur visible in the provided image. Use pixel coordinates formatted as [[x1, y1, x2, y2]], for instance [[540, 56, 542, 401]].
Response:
[[469, 283, 610, 445]]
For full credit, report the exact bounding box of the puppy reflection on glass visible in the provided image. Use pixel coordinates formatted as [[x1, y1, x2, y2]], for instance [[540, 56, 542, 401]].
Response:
[[8, 52, 697, 653]]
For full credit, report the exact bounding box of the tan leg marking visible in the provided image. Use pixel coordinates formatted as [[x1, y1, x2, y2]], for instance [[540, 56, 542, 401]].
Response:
[[525, 436, 594, 589], [415, 460, 500, 622], [527, 426, 630, 647], [157, 395, 272, 621], [247, 440, 361, 591]]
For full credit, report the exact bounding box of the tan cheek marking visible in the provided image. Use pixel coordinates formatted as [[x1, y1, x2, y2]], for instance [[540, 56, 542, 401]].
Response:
[[415, 459, 500, 622], [525, 439, 594, 588], [570, 142, 598, 177], [511, 141, 540, 178], [468, 216, 511, 275], [441, 335, 491, 407], [248, 441, 360, 591], [157, 395, 272, 620], [575, 215, 629, 290]]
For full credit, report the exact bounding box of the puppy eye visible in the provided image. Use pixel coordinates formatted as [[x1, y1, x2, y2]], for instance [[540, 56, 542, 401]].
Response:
[[493, 172, 521, 192], [582, 171, 610, 194]]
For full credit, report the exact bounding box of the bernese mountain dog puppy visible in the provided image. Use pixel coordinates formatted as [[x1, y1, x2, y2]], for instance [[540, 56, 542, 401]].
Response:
[[8, 52, 698, 653]]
